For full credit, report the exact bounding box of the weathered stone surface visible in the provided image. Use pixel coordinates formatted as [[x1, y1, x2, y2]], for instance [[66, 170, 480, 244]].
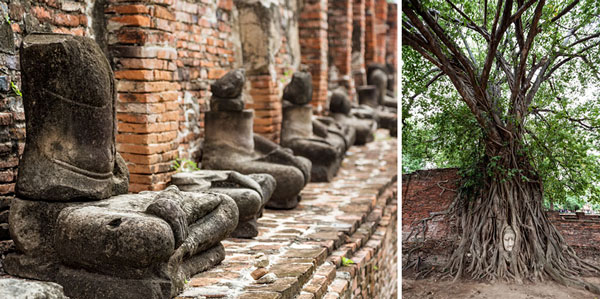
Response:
[[210, 96, 245, 112], [0, 17, 14, 54], [331, 100, 377, 146], [329, 89, 352, 115], [282, 72, 312, 105], [17, 33, 127, 201], [0, 278, 67, 299], [356, 85, 378, 108], [281, 101, 344, 182], [210, 69, 245, 98]]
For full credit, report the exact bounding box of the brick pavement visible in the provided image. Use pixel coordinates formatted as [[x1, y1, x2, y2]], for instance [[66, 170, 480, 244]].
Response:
[[176, 130, 398, 299]]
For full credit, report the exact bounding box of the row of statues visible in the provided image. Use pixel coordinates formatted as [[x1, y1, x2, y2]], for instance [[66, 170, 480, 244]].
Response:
[[4, 34, 396, 299]]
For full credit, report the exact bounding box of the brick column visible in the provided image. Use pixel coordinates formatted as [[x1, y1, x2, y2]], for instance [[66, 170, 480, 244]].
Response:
[[299, 0, 329, 114], [328, 0, 354, 99], [106, 1, 180, 192], [364, 0, 376, 65], [352, 0, 366, 89], [374, 0, 388, 64], [174, 0, 235, 159], [386, 3, 397, 88]]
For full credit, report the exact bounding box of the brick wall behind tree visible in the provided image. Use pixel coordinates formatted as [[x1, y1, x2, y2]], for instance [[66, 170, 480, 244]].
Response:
[[403, 168, 600, 252], [299, 0, 329, 114]]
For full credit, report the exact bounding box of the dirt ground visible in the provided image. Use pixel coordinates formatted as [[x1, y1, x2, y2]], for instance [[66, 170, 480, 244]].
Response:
[[402, 276, 600, 299], [403, 250, 600, 299]]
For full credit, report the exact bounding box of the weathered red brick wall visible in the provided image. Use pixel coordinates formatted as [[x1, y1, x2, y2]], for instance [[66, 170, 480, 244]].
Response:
[[373, 0, 387, 64], [363, 0, 375, 65], [107, 0, 180, 192], [402, 168, 459, 240], [386, 3, 397, 68], [327, 0, 354, 99], [299, 0, 329, 114], [351, 0, 366, 89], [403, 168, 600, 251]]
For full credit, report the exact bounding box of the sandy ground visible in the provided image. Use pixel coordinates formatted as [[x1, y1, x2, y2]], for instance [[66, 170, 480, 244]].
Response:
[[402, 276, 600, 299], [402, 249, 600, 299]]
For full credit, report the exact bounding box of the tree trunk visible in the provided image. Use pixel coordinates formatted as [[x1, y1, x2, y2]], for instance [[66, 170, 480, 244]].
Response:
[[445, 139, 600, 292]]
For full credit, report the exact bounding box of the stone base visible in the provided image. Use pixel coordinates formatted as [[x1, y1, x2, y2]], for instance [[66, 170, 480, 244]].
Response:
[[310, 160, 341, 182], [231, 219, 259, 238], [7, 244, 226, 299], [265, 194, 301, 210]]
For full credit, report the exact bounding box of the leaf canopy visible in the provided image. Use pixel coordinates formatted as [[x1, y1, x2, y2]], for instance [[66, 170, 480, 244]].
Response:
[[402, 0, 600, 205]]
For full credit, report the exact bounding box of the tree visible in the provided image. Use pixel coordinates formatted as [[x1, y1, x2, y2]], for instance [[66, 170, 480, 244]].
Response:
[[403, 0, 600, 292]]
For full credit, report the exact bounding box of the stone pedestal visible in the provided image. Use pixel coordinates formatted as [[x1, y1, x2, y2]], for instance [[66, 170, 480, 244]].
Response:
[[281, 103, 344, 182]]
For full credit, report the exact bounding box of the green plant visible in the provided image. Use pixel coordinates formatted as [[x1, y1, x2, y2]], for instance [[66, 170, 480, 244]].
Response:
[[4, 15, 10, 25], [172, 158, 200, 172], [10, 82, 21, 97], [341, 256, 355, 267]]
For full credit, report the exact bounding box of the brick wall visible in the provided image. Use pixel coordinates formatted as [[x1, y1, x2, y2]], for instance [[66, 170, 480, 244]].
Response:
[[402, 168, 600, 252], [373, 0, 387, 64], [363, 0, 375, 65], [241, 0, 300, 142], [299, 0, 329, 114], [351, 0, 366, 90], [402, 168, 459, 240], [327, 0, 354, 99], [386, 3, 397, 89]]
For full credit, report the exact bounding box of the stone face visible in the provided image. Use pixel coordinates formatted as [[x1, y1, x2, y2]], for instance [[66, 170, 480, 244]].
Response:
[[210, 69, 246, 98], [0, 278, 67, 299], [17, 33, 127, 201], [283, 72, 312, 105]]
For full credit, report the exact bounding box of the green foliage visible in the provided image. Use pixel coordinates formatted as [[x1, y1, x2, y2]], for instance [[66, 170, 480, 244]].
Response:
[[341, 256, 355, 267], [10, 82, 21, 97], [172, 158, 200, 172], [403, 0, 600, 205], [4, 15, 10, 25]]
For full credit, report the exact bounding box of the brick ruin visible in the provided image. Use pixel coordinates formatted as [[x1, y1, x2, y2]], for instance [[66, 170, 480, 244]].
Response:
[[0, 0, 397, 194], [402, 168, 600, 254]]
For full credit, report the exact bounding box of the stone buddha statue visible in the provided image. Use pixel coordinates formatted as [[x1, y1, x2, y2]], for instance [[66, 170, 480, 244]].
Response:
[[5, 34, 238, 299], [280, 71, 346, 182], [365, 63, 397, 137], [329, 88, 377, 145], [201, 69, 311, 210]]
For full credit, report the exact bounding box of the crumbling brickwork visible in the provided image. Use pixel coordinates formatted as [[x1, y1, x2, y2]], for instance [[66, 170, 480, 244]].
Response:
[[299, 0, 329, 114], [327, 0, 354, 99], [351, 0, 366, 89]]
